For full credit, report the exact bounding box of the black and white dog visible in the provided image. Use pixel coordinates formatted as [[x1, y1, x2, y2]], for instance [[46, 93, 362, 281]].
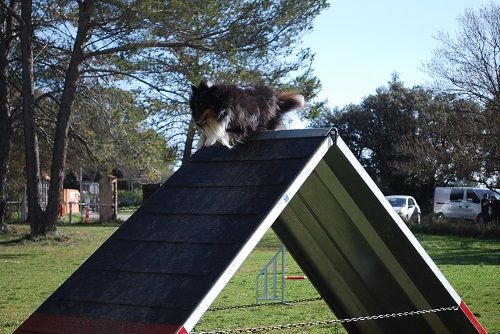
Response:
[[190, 79, 305, 148]]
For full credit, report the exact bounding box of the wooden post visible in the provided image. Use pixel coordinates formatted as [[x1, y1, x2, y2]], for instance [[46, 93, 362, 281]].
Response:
[[99, 175, 117, 222]]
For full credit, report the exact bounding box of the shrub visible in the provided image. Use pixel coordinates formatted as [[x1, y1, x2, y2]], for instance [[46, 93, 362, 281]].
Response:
[[411, 215, 500, 239], [117, 189, 142, 207]]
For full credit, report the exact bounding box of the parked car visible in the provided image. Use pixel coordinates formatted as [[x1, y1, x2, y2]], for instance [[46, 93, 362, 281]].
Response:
[[385, 195, 421, 224], [433, 186, 500, 223]]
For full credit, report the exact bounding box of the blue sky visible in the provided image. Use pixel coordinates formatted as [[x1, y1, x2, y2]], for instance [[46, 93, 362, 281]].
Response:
[[301, 0, 493, 108]]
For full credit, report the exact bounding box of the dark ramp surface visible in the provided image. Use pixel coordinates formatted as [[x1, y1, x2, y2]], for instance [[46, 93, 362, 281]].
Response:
[[15, 128, 486, 334]]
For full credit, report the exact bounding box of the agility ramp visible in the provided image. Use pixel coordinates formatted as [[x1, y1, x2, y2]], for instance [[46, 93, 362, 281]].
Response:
[[16, 128, 486, 334]]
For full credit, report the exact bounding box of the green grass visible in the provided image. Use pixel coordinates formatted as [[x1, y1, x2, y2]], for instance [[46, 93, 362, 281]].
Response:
[[0, 224, 118, 333], [0, 225, 498, 334], [414, 233, 500, 333]]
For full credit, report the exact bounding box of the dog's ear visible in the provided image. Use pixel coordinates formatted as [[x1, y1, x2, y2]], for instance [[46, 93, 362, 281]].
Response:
[[199, 78, 212, 90], [191, 84, 198, 93]]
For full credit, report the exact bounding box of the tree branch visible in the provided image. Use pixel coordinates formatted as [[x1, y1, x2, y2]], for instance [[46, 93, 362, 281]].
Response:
[[0, 1, 23, 25], [84, 41, 213, 59], [68, 123, 99, 163], [81, 67, 187, 99]]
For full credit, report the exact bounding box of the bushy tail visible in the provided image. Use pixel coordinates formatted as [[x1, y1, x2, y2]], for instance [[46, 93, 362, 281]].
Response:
[[277, 91, 305, 113]]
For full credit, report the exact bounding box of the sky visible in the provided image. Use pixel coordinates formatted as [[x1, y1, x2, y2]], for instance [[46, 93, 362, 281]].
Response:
[[301, 0, 494, 108]]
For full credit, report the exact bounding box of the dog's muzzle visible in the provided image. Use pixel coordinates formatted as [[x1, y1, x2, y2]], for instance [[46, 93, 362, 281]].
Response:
[[195, 108, 217, 125]]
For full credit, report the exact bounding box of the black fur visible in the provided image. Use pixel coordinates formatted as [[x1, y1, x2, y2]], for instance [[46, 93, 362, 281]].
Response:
[[190, 79, 305, 148]]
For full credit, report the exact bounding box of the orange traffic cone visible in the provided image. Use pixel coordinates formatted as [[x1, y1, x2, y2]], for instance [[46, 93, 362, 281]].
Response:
[[83, 206, 90, 224]]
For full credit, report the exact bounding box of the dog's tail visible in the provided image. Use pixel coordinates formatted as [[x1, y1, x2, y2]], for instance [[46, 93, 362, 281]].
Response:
[[277, 92, 305, 113]]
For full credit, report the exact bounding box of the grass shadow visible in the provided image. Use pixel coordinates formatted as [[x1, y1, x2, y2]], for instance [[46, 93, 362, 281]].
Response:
[[0, 253, 33, 259], [0, 232, 69, 246], [0, 233, 31, 245], [429, 248, 500, 265]]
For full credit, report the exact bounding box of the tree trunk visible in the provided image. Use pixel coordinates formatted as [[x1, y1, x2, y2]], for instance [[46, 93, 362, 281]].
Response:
[[182, 119, 197, 164], [43, 0, 94, 230], [20, 0, 44, 235], [0, 42, 11, 230], [0, 94, 10, 229], [0, 0, 16, 230]]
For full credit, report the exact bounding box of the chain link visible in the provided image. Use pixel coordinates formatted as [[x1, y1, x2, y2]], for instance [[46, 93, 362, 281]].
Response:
[[194, 305, 460, 334]]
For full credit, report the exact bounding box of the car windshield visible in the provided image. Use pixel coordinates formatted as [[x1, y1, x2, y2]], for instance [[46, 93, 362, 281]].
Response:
[[388, 198, 406, 207]]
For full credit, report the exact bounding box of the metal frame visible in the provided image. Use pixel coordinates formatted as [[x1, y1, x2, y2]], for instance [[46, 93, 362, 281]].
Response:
[[256, 245, 286, 304]]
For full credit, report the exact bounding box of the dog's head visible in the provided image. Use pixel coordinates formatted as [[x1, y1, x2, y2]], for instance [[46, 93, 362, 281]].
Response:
[[189, 79, 235, 147], [189, 79, 224, 126]]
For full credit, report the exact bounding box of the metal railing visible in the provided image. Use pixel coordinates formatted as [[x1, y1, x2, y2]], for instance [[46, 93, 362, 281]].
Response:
[[256, 245, 286, 304]]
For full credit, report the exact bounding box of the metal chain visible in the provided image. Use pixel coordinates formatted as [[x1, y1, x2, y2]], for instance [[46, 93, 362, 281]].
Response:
[[336, 306, 459, 324], [194, 305, 460, 334], [207, 296, 323, 312]]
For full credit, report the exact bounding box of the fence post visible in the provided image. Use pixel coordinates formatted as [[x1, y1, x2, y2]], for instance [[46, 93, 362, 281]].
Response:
[[281, 246, 286, 303], [20, 186, 27, 222], [69, 202, 73, 224]]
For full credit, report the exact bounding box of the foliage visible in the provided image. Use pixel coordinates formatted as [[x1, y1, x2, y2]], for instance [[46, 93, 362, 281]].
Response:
[[424, 3, 500, 107], [0, 0, 329, 234], [311, 76, 435, 208], [391, 95, 487, 186], [310, 3, 500, 211], [140, 0, 329, 160], [68, 87, 174, 180], [117, 189, 142, 207], [411, 218, 500, 239], [424, 2, 500, 185], [311, 76, 494, 213]]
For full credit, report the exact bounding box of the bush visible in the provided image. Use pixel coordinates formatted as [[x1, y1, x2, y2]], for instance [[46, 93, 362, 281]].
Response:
[[411, 215, 500, 239], [117, 189, 142, 207]]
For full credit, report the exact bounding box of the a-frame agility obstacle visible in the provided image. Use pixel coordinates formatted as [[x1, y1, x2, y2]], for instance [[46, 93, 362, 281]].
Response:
[[15, 128, 487, 334]]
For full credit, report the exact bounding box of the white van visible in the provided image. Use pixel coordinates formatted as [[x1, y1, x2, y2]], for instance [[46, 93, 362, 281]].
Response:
[[433, 187, 498, 223]]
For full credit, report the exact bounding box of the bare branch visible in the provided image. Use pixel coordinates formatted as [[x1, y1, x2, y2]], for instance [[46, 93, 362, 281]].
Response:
[[0, 1, 23, 25], [84, 41, 213, 59]]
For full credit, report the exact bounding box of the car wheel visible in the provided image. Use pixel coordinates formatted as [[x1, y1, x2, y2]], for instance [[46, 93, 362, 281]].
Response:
[[410, 211, 420, 224], [435, 212, 444, 223]]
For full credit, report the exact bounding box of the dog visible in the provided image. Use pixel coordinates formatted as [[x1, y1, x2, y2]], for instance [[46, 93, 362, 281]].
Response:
[[189, 79, 305, 148]]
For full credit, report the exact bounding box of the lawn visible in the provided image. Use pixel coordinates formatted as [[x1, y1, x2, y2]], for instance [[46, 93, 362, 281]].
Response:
[[0, 224, 498, 334]]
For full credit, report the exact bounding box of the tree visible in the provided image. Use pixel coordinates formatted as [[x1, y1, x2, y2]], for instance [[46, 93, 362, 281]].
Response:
[[0, 0, 17, 230], [425, 3, 500, 108], [67, 86, 175, 180], [424, 3, 500, 186], [20, 0, 46, 233], [311, 77, 447, 210], [312, 76, 424, 191], [311, 103, 371, 161], [144, 5, 328, 163], [391, 94, 484, 205], [5, 0, 328, 236]]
